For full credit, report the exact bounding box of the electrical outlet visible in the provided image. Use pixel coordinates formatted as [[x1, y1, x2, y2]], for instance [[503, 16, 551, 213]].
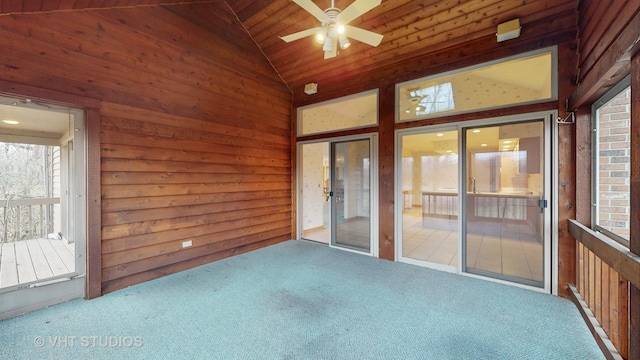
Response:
[[182, 240, 193, 248]]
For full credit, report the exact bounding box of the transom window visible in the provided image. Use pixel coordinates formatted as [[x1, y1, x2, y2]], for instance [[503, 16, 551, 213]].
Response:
[[396, 48, 557, 122], [298, 90, 378, 136]]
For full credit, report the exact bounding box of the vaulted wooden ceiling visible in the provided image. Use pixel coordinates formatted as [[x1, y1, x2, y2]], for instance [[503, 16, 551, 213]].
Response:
[[1, 0, 577, 101]]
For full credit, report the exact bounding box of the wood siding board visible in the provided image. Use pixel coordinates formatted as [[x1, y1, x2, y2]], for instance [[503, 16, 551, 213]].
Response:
[[100, 158, 290, 178], [100, 181, 291, 200], [101, 171, 291, 186], [101, 189, 291, 212], [101, 196, 291, 225]]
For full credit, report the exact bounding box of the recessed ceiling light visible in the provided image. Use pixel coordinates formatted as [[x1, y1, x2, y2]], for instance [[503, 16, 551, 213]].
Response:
[[481, 143, 487, 147], [504, 140, 512, 144], [436, 133, 444, 137], [472, 129, 481, 133], [2, 119, 19, 125]]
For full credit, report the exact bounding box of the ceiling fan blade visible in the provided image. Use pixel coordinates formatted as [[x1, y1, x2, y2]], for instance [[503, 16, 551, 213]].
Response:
[[345, 25, 383, 47], [337, 0, 381, 24], [280, 27, 324, 43], [293, 0, 329, 23]]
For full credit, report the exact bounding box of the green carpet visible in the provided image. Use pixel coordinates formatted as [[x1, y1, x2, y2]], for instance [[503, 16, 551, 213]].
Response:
[[1, 240, 603, 359]]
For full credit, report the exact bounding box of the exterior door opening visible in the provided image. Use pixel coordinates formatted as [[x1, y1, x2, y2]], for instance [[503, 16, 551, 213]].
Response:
[[299, 136, 377, 256], [0, 95, 86, 319]]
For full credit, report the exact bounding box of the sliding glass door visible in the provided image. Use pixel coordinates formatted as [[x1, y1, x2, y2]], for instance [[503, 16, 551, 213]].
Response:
[[397, 114, 551, 290], [463, 121, 546, 287]]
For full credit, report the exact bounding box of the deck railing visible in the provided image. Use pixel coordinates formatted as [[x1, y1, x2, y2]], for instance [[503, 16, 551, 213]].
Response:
[[0, 197, 59, 243], [569, 220, 639, 360]]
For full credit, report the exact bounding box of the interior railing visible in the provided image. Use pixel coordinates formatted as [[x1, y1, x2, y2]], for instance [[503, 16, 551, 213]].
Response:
[[0, 197, 60, 243], [568, 219, 639, 360]]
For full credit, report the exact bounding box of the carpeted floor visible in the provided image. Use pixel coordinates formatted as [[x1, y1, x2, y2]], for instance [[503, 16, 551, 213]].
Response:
[[0, 240, 603, 359]]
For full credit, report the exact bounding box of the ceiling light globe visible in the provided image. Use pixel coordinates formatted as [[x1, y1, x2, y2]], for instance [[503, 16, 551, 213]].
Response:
[[337, 24, 345, 34], [315, 33, 325, 44], [339, 36, 350, 49]]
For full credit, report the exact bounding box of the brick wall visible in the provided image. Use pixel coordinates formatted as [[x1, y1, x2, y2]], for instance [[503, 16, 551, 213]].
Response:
[[597, 87, 631, 240]]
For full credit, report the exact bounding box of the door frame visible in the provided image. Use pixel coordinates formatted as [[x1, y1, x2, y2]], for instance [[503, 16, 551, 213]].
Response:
[[0, 81, 101, 304], [394, 110, 558, 294], [297, 133, 379, 258], [0, 105, 87, 320]]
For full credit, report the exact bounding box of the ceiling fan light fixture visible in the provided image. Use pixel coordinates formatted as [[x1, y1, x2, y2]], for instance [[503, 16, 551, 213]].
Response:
[[339, 35, 351, 49], [322, 37, 334, 52], [280, 0, 383, 59]]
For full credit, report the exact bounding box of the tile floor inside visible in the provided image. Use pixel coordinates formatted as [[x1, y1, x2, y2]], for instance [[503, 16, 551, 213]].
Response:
[[303, 207, 543, 284]]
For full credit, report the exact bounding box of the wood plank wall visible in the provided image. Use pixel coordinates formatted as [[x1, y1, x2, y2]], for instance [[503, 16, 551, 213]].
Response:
[[0, 3, 292, 295], [571, 1, 640, 108]]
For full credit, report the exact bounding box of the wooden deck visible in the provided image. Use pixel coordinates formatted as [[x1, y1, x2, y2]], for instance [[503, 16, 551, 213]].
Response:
[[0, 238, 75, 289]]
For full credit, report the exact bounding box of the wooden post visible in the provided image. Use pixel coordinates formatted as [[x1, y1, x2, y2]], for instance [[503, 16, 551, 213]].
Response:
[[378, 81, 395, 261], [629, 46, 640, 360]]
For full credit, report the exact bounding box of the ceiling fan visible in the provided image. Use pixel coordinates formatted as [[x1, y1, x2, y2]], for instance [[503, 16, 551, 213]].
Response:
[[280, 0, 383, 59]]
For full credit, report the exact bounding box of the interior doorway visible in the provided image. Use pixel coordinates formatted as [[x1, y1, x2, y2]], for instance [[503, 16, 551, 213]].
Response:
[[298, 135, 378, 256], [0, 95, 86, 319]]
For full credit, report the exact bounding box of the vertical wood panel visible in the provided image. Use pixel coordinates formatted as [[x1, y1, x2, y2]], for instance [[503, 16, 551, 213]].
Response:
[[378, 82, 395, 260], [557, 40, 578, 296], [85, 107, 102, 299], [595, 258, 602, 321], [601, 262, 610, 335], [617, 274, 629, 359]]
